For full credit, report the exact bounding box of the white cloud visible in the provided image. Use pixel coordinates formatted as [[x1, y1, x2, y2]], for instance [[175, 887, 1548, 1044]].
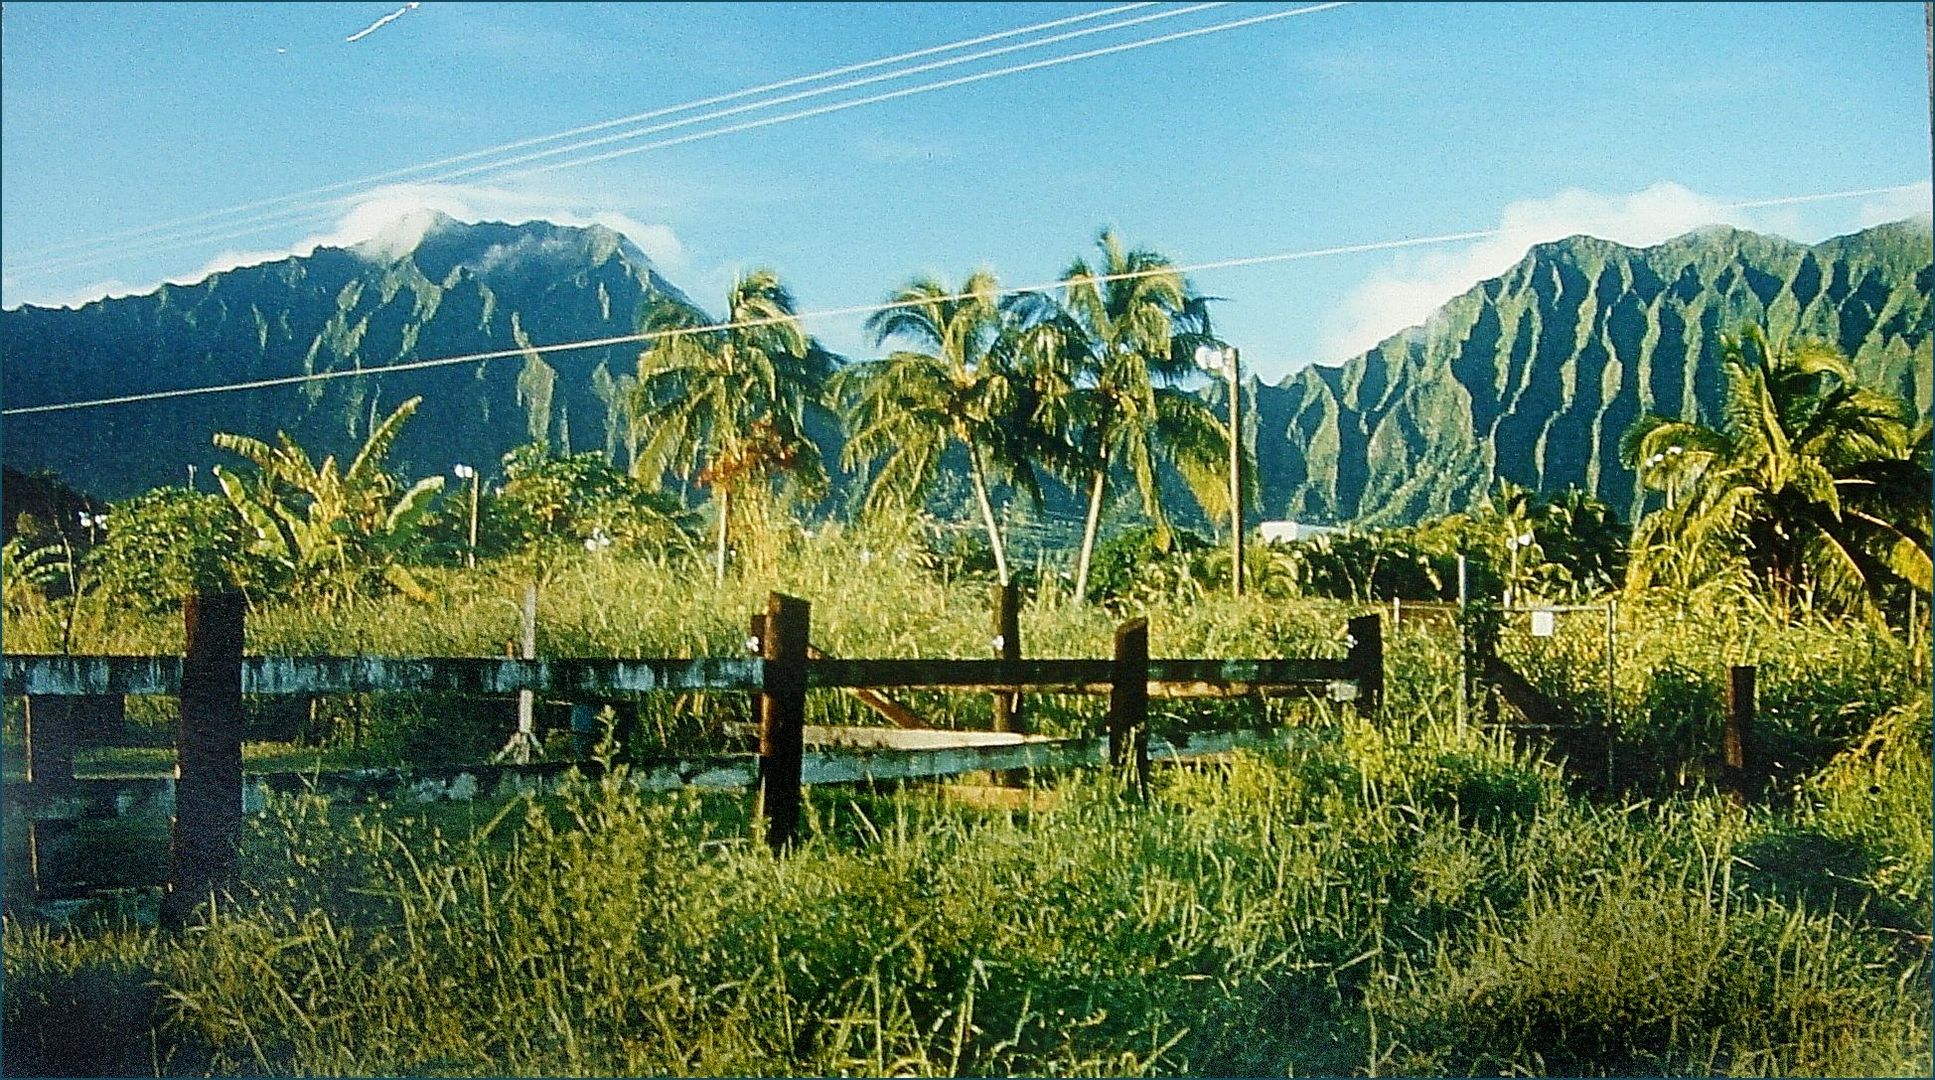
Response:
[[1854, 181, 1934, 229], [15, 183, 690, 309], [1320, 182, 1757, 362], [7, 277, 155, 310]]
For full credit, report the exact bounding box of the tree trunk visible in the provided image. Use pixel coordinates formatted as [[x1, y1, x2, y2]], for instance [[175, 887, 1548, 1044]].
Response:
[[714, 486, 731, 587], [968, 449, 1011, 586], [1074, 464, 1107, 603]]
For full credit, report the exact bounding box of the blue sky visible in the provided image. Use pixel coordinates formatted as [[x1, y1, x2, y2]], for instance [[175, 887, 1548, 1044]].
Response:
[[3, 2, 1930, 383]]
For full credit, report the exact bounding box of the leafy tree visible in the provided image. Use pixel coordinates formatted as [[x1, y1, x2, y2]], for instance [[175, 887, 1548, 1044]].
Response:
[[834, 271, 1058, 585], [1623, 326, 1932, 620], [212, 396, 445, 603], [1526, 487, 1626, 600], [1020, 230, 1235, 600], [1085, 524, 1216, 605], [84, 488, 282, 611], [631, 270, 833, 585], [1, 534, 68, 613], [490, 444, 699, 559]]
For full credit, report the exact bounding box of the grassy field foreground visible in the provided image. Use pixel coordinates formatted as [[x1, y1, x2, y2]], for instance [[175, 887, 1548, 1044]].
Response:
[[2, 538, 1931, 1076]]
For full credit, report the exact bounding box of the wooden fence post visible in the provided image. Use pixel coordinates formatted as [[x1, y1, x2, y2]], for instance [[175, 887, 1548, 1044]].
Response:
[[1347, 613, 1383, 718], [757, 593, 810, 852], [1109, 617, 1149, 796], [1724, 664, 1756, 801], [23, 697, 78, 798], [163, 590, 246, 930], [991, 584, 1021, 734], [23, 697, 79, 900]]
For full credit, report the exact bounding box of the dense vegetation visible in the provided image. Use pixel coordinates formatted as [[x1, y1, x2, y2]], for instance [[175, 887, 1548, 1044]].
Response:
[[1, 222, 1929, 1075], [3, 216, 1927, 525], [2, 545, 1928, 1076], [1265, 220, 1933, 526]]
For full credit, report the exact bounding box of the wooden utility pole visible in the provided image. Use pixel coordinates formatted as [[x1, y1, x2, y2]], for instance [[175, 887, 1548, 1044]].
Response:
[[1228, 347, 1244, 598]]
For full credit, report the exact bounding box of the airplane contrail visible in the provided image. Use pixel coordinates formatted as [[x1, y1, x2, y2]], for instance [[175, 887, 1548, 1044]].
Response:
[[345, 1, 421, 44]]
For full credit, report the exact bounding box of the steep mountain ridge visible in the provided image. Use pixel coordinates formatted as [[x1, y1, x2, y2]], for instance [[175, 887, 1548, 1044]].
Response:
[[2, 216, 1928, 526], [1256, 219, 1932, 525], [2, 213, 691, 499]]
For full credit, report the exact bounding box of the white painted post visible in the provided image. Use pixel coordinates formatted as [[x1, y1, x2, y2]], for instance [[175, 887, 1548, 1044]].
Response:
[[495, 583, 541, 764]]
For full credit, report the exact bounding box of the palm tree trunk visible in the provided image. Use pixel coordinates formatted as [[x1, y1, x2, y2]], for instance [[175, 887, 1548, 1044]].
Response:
[[1074, 464, 1107, 603], [714, 486, 731, 587], [968, 449, 1011, 586]]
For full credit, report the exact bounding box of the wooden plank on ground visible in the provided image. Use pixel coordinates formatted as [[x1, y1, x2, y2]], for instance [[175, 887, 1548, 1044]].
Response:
[[11, 728, 1330, 810]]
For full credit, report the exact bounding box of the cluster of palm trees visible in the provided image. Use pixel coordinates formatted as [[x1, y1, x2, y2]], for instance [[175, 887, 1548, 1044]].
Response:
[[630, 230, 1243, 594]]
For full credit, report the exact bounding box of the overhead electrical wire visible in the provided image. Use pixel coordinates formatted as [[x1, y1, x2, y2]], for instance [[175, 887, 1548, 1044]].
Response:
[[5, 181, 1917, 419], [6, 1, 1163, 267], [15, 1, 1279, 277]]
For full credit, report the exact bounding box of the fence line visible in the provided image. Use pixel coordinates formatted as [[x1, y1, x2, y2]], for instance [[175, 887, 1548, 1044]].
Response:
[[4, 589, 1383, 912]]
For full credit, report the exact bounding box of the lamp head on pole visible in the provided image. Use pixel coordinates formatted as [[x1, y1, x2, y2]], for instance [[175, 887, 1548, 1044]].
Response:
[[1194, 343, 1236, 376], [453, 463, 476, 480]]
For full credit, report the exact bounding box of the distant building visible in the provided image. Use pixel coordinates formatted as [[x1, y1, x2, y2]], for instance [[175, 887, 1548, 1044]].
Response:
[[1258, 520, 1340, 545]]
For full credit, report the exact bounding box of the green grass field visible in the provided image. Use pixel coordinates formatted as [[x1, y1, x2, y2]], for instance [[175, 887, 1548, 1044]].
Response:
[[3, 534, 1930, 1076]]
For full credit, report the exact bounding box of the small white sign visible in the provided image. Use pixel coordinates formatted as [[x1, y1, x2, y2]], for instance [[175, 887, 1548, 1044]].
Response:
[[1530, 609, 1556, 637]]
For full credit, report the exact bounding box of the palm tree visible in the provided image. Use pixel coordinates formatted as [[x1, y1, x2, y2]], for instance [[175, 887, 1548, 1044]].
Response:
[[631, 269, 832, 585], [833, 271, 1053, 585], [1622, 325, 1932, 620], [212, 396, 444, 602], [1023, 229, 1235, 600]]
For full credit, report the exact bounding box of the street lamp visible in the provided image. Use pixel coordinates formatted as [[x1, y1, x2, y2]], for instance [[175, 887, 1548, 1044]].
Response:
[[1195, 343, 1243, 597], [453, 464, 480, 569], [1645, 445, 1684, 510], [1504, 529, 1534, 609]]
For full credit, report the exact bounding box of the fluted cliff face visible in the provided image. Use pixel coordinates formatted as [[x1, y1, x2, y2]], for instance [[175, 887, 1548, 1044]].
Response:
[[2, 215, 691, 499], [4, 218, 1929, 525], [1254, 220, 1932, 525]]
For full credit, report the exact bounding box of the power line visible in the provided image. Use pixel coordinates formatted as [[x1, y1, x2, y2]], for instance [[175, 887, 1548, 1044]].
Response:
[[493, 3, 1351, 184], [6, 181, 1918, 419], [22, 2, 1346, 278], [16, 1, 1249, 278], [5, 2, 1162, 268]]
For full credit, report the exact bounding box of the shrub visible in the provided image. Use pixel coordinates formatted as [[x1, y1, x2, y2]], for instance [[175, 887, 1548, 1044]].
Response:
[[85, 488, 282, 611]]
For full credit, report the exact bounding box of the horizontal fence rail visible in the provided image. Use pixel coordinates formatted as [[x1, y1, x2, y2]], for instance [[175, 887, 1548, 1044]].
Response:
[[4, 655, 1356, 698], [21, 727, 1332, 818], [5, 589, 1386, 910]]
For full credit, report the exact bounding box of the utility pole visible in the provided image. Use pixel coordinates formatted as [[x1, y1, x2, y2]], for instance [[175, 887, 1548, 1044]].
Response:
[[453, 464, 480, 569], [1196, 343, 1244, 597], [1228, 346, 1244, 598]]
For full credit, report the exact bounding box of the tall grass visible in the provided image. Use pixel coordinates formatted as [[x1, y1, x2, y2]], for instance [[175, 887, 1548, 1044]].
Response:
[[3, 532, 1928, 1075], [5, 710, 1928, 1076]]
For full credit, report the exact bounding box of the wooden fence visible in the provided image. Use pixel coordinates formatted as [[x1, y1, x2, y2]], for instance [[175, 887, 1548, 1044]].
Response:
[[3, 590, 1384, 920]]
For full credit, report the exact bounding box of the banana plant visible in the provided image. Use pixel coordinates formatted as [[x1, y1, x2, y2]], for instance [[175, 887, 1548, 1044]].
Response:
[[212, 397, 444, 602]]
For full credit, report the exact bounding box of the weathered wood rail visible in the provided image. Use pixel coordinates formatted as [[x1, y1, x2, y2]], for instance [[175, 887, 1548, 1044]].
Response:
[[4, 590, 1383, 919], [1, 654, 1359, 698]]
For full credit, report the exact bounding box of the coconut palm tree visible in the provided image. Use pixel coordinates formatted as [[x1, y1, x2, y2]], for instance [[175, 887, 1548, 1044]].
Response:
[[1022, 230, 1234, 600], [631, 269, 832, 585], [1622, 325, 1932, 620], [833, 271, 1055, 585]]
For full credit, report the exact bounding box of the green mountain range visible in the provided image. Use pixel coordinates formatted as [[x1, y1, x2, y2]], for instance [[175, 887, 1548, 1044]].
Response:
[[1253, 219, 1932, 526], [3, 215, 1929, 528], [2, 213, 690, 500]]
